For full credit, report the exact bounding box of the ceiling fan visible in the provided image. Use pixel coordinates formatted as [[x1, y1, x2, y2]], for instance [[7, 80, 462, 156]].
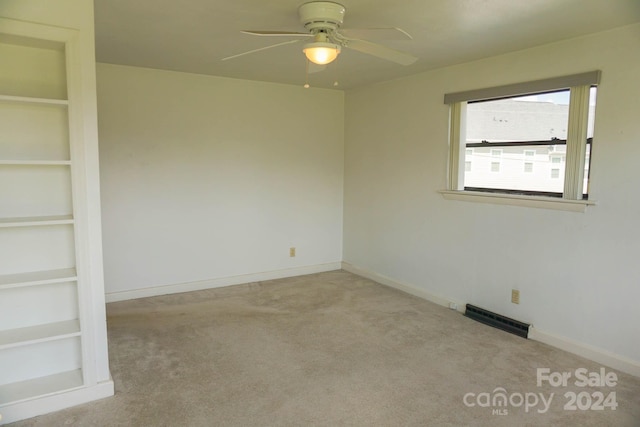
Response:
[[222, 1, 418, 68]]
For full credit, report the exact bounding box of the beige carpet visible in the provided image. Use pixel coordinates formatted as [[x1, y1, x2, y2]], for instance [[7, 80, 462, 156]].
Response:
[[10, 270, 640, 426]]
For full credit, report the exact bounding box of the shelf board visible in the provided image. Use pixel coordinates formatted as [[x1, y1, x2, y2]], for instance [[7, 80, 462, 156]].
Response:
[[0, 215, 74, 228], [0, 160, 71, 166], [0, 268, 77, 290], [0, 369, 83, 406], [0, 94, 68, 106], [0, 320, 80, 350]]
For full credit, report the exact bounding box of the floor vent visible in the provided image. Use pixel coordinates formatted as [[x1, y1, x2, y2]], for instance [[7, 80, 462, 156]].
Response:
[[464, 304, 530, 338]]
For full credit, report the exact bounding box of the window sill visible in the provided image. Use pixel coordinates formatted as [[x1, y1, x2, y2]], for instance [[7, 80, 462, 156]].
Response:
[[438, 190, 595, 212]]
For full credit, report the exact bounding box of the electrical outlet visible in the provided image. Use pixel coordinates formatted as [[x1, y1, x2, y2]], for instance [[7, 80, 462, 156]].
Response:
[[511, 289, 520, 304], [289, 247, 296, 257]]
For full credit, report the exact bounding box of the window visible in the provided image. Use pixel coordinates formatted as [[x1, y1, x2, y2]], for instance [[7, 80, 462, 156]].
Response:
[[465, 148, 473, 172], [523, 150, 535, 173], [445, 71, 599, 204]]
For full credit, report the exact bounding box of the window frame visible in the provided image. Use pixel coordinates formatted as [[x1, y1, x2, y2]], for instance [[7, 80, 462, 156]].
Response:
[[443, 72, 600, 212]]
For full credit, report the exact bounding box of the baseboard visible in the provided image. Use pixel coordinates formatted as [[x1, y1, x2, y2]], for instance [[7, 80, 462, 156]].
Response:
[[0, 379, 114, 425], [341, 261, 465, 312], [529, 327, 640, 378], [342, 261, 640, 378], [105, 262, 342, 303]]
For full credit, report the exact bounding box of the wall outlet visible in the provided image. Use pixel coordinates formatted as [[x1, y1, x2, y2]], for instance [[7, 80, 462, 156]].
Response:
[[449, 302, 458, 311], [289, 247, 296, 257], [511, 289, 520, 304]]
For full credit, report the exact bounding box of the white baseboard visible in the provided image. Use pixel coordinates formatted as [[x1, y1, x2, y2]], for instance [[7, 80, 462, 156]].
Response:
[[0, 379, 114, 425], [529, 327, 640, 378], [341, 262, 465, 312], [105, 262, 342, 303], [342, 261, 640, 378]]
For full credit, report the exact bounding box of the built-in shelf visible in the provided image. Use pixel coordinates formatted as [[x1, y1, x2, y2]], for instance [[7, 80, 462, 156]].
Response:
[[0, 94, 68, 106], [0, 17, 114, 422], [0, 215, 74, 228], [0, 160, 71, 166], [0, 268, 77, 290], [0, 369, 83, 406], [0, 320, 80, 350]]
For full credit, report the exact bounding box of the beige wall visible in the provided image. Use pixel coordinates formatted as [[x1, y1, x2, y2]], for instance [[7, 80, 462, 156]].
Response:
[[96, 64, 344, 296], [344, 24, 640, 368]]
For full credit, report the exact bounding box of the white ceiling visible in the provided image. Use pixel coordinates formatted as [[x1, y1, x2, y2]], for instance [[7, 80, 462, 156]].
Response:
[[94, 0, 640, 90]]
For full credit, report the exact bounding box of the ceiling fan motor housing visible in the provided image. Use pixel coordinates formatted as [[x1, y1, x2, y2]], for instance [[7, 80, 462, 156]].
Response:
[[298, 1, 346, 32]]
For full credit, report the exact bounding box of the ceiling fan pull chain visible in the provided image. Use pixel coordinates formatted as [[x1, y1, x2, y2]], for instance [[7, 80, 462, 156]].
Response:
[[304, 59, 310, 88]]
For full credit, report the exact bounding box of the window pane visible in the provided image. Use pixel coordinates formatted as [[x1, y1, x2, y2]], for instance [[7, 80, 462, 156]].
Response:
[[464, 90, 570, 194], [466, 90, 570, 143], [583, 143, 591, 195], [583, 87, 596, 195], [587, 87, 597, 139]]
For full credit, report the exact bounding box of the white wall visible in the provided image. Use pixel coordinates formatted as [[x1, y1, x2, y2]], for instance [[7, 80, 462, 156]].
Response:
[[97, 64, 344, 296], [343, 24, 640, 369]]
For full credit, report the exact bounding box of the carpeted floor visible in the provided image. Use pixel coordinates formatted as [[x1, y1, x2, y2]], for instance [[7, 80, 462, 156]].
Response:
[[10, 270, 640, 426]]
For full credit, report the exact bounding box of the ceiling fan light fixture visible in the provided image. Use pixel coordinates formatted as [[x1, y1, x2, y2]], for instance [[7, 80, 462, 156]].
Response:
[[303, 42, 341, 65]]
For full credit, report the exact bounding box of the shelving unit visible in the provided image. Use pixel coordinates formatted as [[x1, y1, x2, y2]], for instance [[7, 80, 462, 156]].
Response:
[[0, 160, 72, 165], [0, 269, 78, 289], [0, 216, 75, 228], [0, 16, 113, 423], [0, 370, 84, 406], [0, 94, 69, 105], [0, 320, 81, 350]]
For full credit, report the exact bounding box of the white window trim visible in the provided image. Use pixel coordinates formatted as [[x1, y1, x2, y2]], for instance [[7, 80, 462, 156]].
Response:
[[442, 71, 600, 212], [438, 190, 595, 212]]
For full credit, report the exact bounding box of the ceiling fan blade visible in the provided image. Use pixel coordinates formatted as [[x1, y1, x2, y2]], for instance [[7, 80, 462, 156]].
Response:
[[241, 30, 312, 37], [222, 39, 300, 61], [345, 39, 418, 66], [340, 27, 413, 41]]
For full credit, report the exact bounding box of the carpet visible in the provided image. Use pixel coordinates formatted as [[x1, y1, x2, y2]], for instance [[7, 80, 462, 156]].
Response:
[[10, 270, 640, 426]]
